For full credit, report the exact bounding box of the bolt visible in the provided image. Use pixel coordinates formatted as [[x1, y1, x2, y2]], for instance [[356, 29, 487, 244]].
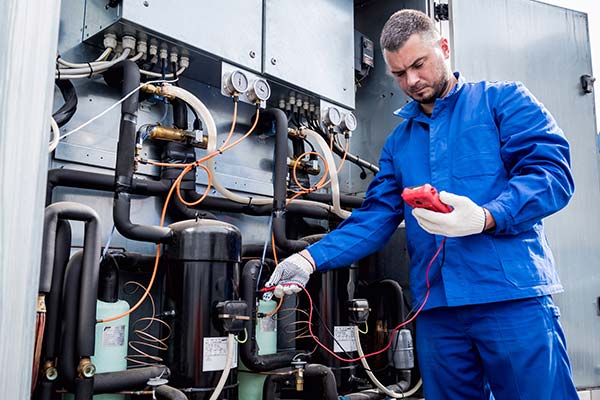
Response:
[[249, 50, 256, 58], [271, 58, 277, 65], [143, 0, 149, 6]]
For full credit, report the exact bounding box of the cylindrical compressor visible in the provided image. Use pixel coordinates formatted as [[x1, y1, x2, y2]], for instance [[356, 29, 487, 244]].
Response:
[[164, 219, 241, 399]]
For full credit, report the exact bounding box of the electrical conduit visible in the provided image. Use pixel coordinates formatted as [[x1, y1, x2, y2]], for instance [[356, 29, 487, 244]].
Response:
[[208, 334, 236, 400]]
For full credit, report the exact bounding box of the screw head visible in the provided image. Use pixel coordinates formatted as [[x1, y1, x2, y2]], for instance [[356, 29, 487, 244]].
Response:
[[249, 50, 256, 58], [143, 0, 149, 6], [271, 58, 277, 65]]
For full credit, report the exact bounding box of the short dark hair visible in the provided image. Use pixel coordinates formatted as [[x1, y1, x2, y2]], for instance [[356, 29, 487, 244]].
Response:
[[380, 9, 440, 52]]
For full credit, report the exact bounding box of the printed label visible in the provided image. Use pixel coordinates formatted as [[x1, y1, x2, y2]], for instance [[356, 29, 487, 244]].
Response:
[[333, 326, 357, 353], [102, 325, 125, 347], [203, 337, 239, 372]]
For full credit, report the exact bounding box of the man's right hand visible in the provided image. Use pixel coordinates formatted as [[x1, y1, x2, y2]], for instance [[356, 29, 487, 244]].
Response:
[[265, 250, 315, 298]]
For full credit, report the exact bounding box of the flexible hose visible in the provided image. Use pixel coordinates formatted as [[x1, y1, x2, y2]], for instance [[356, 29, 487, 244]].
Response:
[[57, 48, 113, 68], [354, 326, 422, 398], [56, 48, 132, 79], [302, 128, 350, 219], [208, 333, 235, 400], [49, 116, 60, 152]]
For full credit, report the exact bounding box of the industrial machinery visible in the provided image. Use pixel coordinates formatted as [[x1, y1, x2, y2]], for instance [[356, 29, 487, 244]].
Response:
[[2, 0, 599, 399]]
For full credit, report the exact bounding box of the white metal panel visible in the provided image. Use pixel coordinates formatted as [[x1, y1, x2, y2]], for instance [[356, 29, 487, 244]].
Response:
[[263, 0, 355, 108]]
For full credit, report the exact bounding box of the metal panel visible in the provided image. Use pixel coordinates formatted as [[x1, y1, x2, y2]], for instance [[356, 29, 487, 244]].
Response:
[[263, 0, 355, 109], [84, 0, 263, 71], [451, 0, 600, 388], [0, 0, 61, 396]]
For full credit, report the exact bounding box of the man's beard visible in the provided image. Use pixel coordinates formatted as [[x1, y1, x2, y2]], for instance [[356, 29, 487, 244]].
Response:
[[410, 73, 450, 104]]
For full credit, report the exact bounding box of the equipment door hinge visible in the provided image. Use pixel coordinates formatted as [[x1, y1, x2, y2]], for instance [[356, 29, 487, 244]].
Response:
[[434, 3, 449, 21]]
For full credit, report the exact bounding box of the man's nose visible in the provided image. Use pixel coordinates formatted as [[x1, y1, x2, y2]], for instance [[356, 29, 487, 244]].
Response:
[[406, 70, 420, 87]]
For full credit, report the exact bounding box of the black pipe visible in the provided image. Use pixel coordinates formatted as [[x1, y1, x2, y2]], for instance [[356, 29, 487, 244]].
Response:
[[47, 168, 330, 219], [171, 98, 188, 130], [155, 385, 188, 400], [262, 364, 338, 400], [41, 219, 72, 359], [94, 366, 170, 393], [53, 79, 78, 128], [40, 202, 101, 358], [105, 60, 172, 244], [105, 250, 157, 274], [303, 192, 364, 209], [74, 377, 94, 400], [262, 108, 310, 253], [321, 130, 379, 174], [240, 260, 296, 371], [98, 255, 119, 303]]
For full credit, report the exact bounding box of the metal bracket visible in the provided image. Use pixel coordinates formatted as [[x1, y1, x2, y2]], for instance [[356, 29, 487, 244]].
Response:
[[581, 74, 595, 94], [434, 3, 449, 21]]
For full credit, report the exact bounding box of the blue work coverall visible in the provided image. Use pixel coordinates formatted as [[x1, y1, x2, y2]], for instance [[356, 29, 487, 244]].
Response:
[[308, 73, 579, 399]]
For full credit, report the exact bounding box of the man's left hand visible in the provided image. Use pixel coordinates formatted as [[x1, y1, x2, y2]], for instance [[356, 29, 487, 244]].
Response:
[[412, 191, 487, 237]]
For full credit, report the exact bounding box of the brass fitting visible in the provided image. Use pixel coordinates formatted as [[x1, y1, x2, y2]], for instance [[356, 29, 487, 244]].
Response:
[[37, 294, 46, 313], [42, 361, 58, 381], [77, 358, 96, 378], [141, 84, 176, 99], [291, 360, 306, 392], [287, 127, 306, 139], [288, 158, 320, 176], [148, 126, 208, 148]]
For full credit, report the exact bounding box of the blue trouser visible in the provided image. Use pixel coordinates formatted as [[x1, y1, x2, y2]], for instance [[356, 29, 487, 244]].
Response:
[[415, 296, 578, 399]]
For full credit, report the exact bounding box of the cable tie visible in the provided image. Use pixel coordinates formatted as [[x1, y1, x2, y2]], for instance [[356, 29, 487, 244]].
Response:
[[87, 62, 94, 78], [247, 196, 253, 207]]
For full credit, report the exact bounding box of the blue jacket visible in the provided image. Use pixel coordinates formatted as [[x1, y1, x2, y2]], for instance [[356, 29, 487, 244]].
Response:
[[308, 73, 574, 309]]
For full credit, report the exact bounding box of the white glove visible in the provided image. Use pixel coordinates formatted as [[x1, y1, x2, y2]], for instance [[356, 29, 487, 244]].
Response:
[[412, 191, 486, 237], [265, 251, 315, 298]]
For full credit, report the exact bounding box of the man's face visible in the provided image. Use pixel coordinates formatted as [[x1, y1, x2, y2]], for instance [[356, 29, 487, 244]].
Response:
[[384, 33, 452, 105]]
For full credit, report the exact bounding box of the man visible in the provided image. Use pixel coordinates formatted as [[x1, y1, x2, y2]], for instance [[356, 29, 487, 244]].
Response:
[[266, 9, 579, 400]]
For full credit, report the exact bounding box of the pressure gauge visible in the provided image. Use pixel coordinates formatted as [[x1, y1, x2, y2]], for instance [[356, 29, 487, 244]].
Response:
[[224, 70, 249, 96], [323, 107, 342, 126], [247, 78, 271, 103], [340, 112, 357, 132]]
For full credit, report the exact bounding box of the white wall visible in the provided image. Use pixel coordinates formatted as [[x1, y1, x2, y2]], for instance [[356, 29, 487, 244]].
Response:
[[539, 1, 600, 130]]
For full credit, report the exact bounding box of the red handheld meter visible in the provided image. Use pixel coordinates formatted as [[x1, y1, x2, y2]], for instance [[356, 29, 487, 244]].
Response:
[[401, 184, 452, 213]]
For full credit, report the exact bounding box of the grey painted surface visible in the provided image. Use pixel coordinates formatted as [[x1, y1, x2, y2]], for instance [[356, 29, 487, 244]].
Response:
[[0, 0, 61, 397], [264, 0, 355, 109], [451, 0, 600, 388], [84, 0, 263, 72]]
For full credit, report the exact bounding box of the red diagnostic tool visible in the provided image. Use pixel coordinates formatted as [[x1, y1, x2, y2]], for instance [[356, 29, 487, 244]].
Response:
[[401, 184, 452, 213]]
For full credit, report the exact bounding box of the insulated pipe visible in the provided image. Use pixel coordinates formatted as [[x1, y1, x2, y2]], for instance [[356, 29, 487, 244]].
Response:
[[321, 129, 379, 174], [46, 168, 329, 219], [303, 192, 364, 209], [94, 366, 170, 393], [262, 364, 338, 400], [40, 202, 101, 357], [105, 60, 172, 243], [240, 260, 296, 371], [41, 219, 72, 359], [155, 385, 188, 400]]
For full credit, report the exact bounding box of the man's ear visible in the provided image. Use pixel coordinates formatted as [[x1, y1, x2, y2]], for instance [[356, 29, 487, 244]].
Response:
[[439, 37, 450, 59]]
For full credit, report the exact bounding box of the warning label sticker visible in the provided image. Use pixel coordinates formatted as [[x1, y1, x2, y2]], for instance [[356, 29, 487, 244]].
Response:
[[203, 337, 239, 372], [333, 326, 357, 353], [102, 325, 125, 347]]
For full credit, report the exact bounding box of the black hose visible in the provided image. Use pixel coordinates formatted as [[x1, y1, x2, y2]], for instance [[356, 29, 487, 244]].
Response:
[[155, 385, 188, 400], [98, 255, 119, 303], [47, 168, 330, 219], [59, 252, 83, 390], [94, 366, 170, 393], [40, 202, 101, 357], [105, 250, 157, 273], [321, 129, 379, 174], [41, 219, 72, 359], [171, 98, 188, 130], [303, 192, 364, 209], [240, 260, 296, 371], [263, 108, 309, 253], [53, 79, 78, 128], [74, 377, 94, 400], [104, 60, 172, 244]]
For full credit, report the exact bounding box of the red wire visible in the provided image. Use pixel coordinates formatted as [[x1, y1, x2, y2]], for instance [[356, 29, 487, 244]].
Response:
[[263, 237, 446, 363]]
